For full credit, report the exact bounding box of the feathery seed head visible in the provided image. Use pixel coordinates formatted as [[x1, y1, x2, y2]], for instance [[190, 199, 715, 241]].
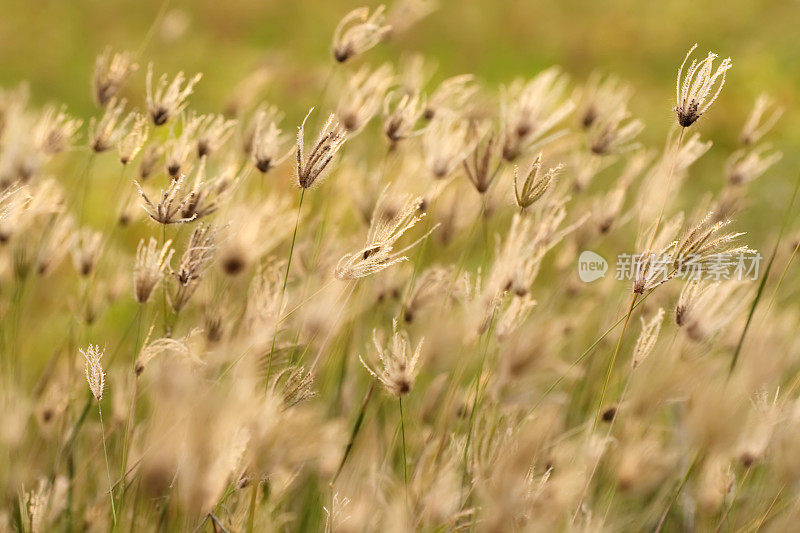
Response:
[[92, 48, 138, 107], [134, 237, 174, 304], [165, 112, 203, 178], [195, 113, 237, 158], [632, 308, 664, 368], [360, 320, 423, 396], [423, 110, 476, 179], [383, 90, 426, 145], [463, 125, 503, 194], [726, 145, 782, 186], [136, 174, 197, 225], [249, 105, 291, 173], [335, 188, 428, 280], [336, 63, 394, 134], [178, 158, 238, 221], [296, 107, 347, 189], [673, 212, 753, 268], [170, 224, 217, 312], [674, 44, 731, 128], [513, 153, 563, 210], [88, 98, 133, 153], [633, 212, 753, 295], [331, 5, 391, 63], [146, 63, 202, 126], [34, 105, 82, 155], [274, 366, 317, 409], [740, 93, 783, 146], [576, 73, 632, 130], [675, 281, 747, 343], [501, 68, 574, 161], [80, 344, 105, 400], [118, 113, 149, 165], [423, 74, 478, 120], [70, 228, 103, 277], [588, 109, 644, 156], [137, 143, 164, 180]]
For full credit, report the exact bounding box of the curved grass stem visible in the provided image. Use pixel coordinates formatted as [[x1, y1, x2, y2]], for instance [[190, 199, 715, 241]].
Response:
[[266, 188, 305, 386], [593, 293, 637, 431], [98, 404, 118, 525]]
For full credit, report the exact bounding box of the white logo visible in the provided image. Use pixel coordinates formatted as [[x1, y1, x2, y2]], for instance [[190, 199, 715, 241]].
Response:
[[578, 250, 608, 282]]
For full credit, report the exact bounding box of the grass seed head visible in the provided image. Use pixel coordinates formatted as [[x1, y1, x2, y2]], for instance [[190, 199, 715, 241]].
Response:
[[331, 5, 391, 63], [674, 44, 732, 128]]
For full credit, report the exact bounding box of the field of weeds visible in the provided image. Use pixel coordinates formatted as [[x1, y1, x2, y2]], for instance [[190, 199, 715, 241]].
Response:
[[1, 0, 800, 531]]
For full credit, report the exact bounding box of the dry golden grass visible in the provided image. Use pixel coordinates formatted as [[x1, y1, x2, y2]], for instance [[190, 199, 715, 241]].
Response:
[[1, 2, 799, 532]]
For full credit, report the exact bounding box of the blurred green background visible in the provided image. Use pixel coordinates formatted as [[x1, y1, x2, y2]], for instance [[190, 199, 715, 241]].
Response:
[[0, 0, 798, 235]]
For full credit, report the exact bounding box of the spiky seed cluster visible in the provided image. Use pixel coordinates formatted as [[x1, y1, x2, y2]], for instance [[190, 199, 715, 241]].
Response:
[[360, 321, 423, 396], [423, 74, 477, 120], [632, 308, 664, 368], [403, 265, 453, 322], [296, 108, 347, 189], [331, 5, 391, 63], [70, 228, 103, 277], [170, 224, 216, 312], [335, 190, 427, 280], [89, 98, 134, 153], [178, 159, 237, 221], [165, 113, 202, 178], [383, 90, 426, 145], [675, 279, 702, 327], [739, 94, 783, 146], [80, 344, 105, 400], [423, 110, 475, 179], [675, 44, 732, 128], [672, 212, 753, 267], [463, 126, 503, 194], [134, 237, 174, 304], [136, 174, 197, 225], [484, 206, 583, 303], [337, 64, 394, 134], [134, 331, 198, 375], [513, 153, 563, 210], [118, 113, 149, 165], [577, 74, 632, 129], [274, 366, 317, 409], [92, 48, 138, 107], [146, 64, 202, 126], [137, 144, 164, 180], [34, 106, 83, 155], [195, 113, 236, 158], [36, 214, 73, 276], [250, 105, 290, 173], [501, 68, 575, 161], [725, 146, 782, 186], [496, 293, 537, 341], [588, 110, 644, 156], [632, 212, 754, 294], [675, 281, 745, 342]]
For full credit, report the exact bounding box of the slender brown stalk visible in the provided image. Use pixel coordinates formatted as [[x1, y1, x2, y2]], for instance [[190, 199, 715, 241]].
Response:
[[398, 396, 408, 487], [266, 188, 305, 385], [593, 293, 637, 430]]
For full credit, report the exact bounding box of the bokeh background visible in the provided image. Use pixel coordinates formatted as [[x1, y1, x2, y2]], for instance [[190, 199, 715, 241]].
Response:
[[0, 0, 798, 240]]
